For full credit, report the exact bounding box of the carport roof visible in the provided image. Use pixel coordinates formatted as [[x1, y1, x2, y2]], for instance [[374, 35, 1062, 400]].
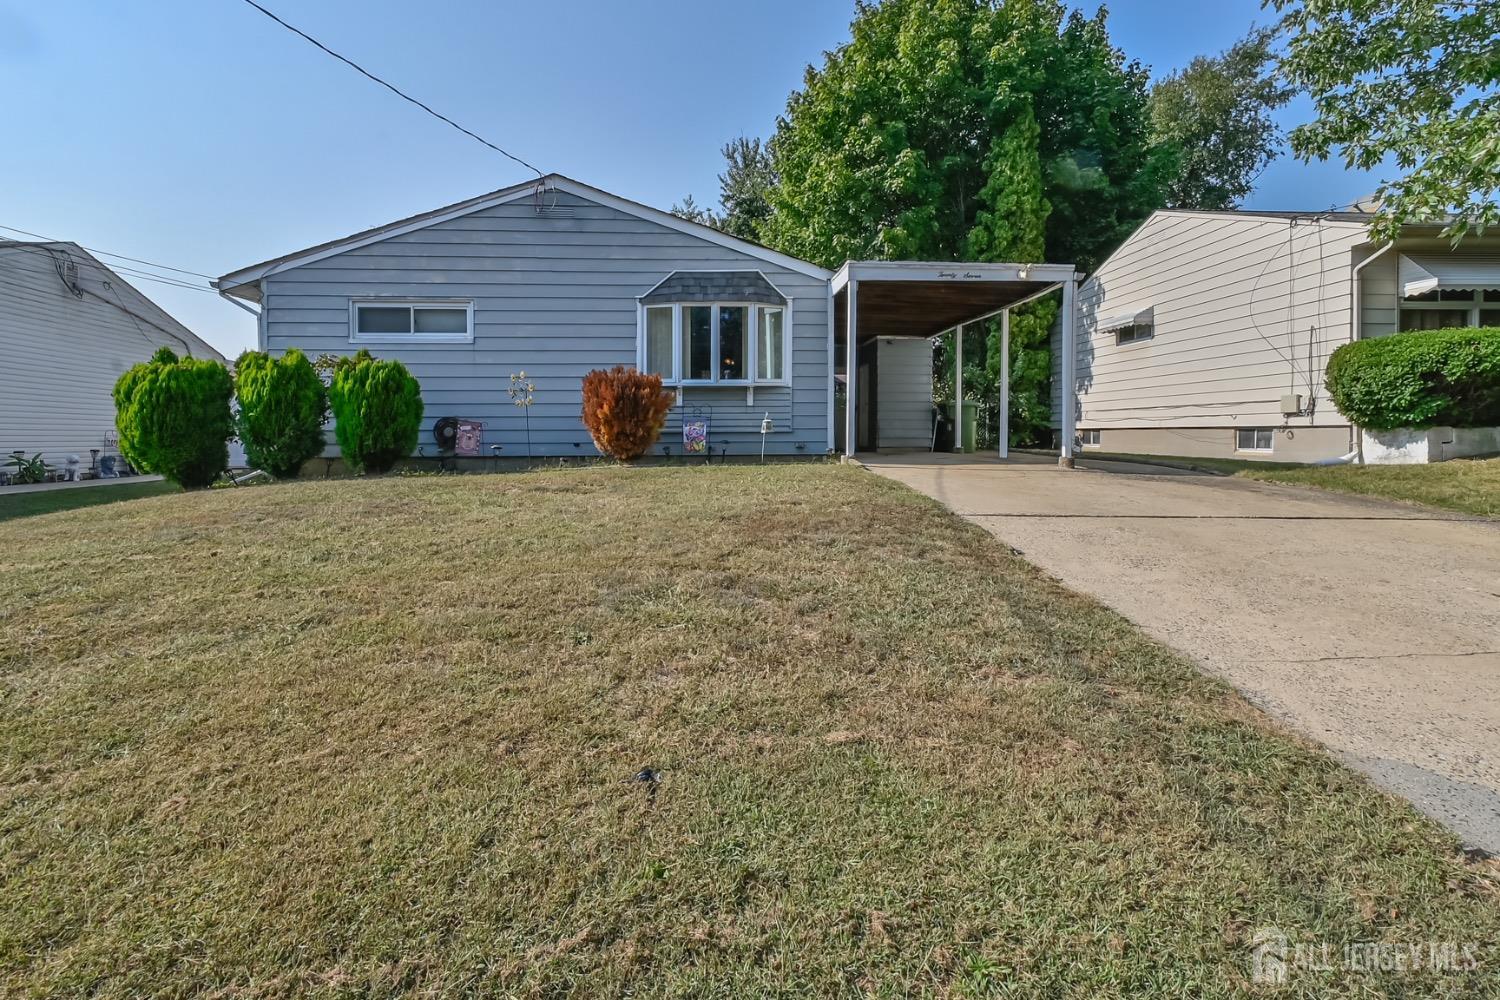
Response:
[[832, 260, 1079, 340]]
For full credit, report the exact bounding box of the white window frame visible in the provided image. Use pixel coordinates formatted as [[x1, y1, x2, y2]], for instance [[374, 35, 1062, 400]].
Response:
[[1234, 428, 1275, 453], [1114, 323, 1153, 345], [635, 300, 792, 387], [1080, 428, 1101, 448], [1398, 288, 1500, 331], [350, 298, 475, 344]]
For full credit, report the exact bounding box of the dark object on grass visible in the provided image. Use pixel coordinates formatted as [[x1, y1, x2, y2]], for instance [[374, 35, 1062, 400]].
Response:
[[627, 767, 662, 801]]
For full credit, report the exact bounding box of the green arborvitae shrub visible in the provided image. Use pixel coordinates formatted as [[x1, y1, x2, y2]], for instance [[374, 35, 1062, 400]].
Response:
[[113, 347, 233, 489], [327, 349, 423, 473], [234, 348, 329, 479], [1325, 327, 1500, 430]]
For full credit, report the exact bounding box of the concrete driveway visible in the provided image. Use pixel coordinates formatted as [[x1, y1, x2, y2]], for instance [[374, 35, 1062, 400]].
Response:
[[862, 452, 1500, 852]]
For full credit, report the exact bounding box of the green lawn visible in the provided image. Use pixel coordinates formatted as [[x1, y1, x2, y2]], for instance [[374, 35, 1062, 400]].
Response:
[[1237, 457, 1500, 518], [0, 478, 179, 522], [2, 465, 1497, 996], [1083, 451, 1499, 519]]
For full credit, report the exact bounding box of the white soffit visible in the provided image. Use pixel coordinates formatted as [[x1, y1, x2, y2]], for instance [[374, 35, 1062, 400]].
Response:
[[1399, 254, 1500, 297]]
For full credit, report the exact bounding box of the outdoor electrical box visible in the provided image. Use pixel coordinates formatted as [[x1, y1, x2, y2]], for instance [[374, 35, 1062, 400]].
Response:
[[1280, 393, 1303, 416]]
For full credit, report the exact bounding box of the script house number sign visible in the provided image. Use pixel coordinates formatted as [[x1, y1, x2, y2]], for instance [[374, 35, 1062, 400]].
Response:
[[937, 270, 984, 280]]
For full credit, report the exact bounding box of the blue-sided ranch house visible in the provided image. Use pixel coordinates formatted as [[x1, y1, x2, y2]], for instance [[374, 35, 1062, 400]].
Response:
[[215, 174, 1082, 462]]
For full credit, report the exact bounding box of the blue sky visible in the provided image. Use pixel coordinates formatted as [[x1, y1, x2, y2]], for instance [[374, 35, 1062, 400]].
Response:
[[0, 0, 1380, 357]]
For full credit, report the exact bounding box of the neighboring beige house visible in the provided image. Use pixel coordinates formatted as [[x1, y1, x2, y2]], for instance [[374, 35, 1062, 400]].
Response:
[[1052, 209, 1500, 463], [1, 241, 223, 466]]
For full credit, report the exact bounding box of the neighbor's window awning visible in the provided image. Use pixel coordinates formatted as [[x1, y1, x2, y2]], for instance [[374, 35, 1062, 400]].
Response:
[[1095, 306, 1154, 332], [1399, 255, 1500, 297]]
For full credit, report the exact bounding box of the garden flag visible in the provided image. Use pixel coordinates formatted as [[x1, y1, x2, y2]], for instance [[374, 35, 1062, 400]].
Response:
[[683, 417, 709, 455]]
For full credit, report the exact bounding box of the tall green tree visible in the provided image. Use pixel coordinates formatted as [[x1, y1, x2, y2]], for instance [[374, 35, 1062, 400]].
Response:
[[1270, 0, 1500, 243], [961, 102, 1056, 443], [717, 137, 778, 241], [760, 0, 1170, 444], [762, 0, 1172, 273], [668, 194, 719, 228], [1149, 27, 1293, 210]]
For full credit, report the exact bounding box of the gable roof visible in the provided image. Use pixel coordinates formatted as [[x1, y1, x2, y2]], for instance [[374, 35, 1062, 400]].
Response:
[[0, 241, 225, 361], [214, 174, 831, 299]]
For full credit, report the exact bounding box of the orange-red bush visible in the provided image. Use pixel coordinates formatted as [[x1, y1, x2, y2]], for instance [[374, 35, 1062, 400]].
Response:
[[580, 366, 676, 460]]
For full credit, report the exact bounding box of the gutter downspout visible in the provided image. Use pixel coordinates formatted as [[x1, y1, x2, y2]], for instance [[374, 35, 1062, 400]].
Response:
[[1345, 242, 1396, 465]]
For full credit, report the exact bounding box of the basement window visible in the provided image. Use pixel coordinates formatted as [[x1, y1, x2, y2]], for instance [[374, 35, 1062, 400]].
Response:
[[351, 300, 474, 344], [1080, 429, 1101, 447], [1235, 428, 1274, 453]]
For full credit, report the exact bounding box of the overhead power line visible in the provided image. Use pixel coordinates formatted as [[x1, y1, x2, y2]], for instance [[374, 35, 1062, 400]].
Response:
[[0, 223, 218, 280], [0, 240, 218, 295], [239, 0, 544, 177]]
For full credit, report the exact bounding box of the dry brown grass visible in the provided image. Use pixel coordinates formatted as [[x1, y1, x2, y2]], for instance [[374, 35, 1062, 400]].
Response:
[[2, 464, 1497, 997]]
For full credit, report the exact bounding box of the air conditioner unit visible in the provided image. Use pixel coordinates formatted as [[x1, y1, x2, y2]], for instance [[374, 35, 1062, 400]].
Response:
[[1280, 393, 1303, 416]]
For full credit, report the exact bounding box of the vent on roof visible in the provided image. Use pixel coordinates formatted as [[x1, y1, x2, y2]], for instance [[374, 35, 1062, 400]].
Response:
[[531, 182, 575, 218]]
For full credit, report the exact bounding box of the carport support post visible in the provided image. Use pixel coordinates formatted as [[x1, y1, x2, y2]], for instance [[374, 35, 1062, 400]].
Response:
[[998, 310, 1010, 460], [1059, 273, 1078, 468], [952, 325, 963, 453], [844, 280, 858, 458]]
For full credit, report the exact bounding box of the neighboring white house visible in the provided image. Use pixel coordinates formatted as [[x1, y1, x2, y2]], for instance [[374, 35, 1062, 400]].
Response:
[[1052, 209, 1500, 463], [0, 241, 224, 466]]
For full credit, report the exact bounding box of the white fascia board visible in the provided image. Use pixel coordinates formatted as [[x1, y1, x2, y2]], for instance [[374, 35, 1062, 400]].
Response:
[[216, 174, 832, 291], [838, 260, 1079, 286], [555, 177, 831, 280], [215, 179, 542, 291]]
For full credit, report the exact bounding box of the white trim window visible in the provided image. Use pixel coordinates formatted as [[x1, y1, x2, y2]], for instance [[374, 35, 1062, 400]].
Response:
[[1080, 429, 1101, 447], [1399, 288, 1500, 332], [1235, 428, 1274, 453], [351, 299, 474, 344], [640, 302, 790, 385]]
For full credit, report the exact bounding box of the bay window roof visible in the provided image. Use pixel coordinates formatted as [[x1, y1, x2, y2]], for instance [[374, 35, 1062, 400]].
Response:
[[640, 270, 787, 305]]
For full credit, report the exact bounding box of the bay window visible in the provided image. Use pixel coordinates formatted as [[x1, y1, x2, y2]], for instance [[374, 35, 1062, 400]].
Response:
[[644, 306, 673, 377], [639, 301, 789, 384]]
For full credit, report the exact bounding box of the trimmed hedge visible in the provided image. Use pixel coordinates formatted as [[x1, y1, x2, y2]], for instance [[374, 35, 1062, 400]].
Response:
[[113, 347, 234, 489], [234, 348, 328, 479], [1325, 327, 1500, 430], [328, 349, 423, 474]]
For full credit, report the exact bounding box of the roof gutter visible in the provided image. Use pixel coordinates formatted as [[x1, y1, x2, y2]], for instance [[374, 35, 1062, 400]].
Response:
[[1349, 241, 1395, 346]]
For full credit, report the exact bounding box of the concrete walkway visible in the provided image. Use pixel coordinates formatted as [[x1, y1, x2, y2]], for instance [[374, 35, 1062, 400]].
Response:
[[0, 474, 163, 496], [862, 451, 1500, 852]]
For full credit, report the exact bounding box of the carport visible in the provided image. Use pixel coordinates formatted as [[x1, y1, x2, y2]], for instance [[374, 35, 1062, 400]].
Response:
[[831, 261, 1079, 463]]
